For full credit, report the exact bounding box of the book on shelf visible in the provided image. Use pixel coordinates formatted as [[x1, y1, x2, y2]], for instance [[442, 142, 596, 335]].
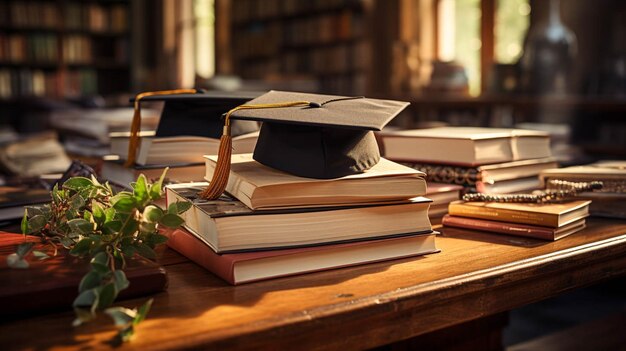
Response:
[[109, 130, 259, 166], [448, 200, 591, 228], [164, 227, 438, 285], [165, 183, 433, 253], [442, 215, 586, 241], [380, 127, 551, 166], [402, 157, 558, 186], [101, 156, 205, 189], [0, 233, 167, 317], [204, 153, 427, 210]]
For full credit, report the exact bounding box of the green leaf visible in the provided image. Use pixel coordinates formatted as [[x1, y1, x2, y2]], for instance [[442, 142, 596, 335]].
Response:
[[97, 283, 118, 309], [103, 220, 123, 235], [105, 208, 116, 222], [20, 209, 29, 234], [105, 307, 136, 327], [16, 242, 34, 258], [133, 174, 149, 204], [121, 244, 136, 257], [90, 252, 110, 274], [134, 243, 156, 260], [118, 325, 135, 343], [78, 271, 102, 293], [68, 218, 94, 235], [167, 202, 178, 215], [71, 194, 86, 210], [32, 250, 50, 260], [149, 168, 168, 200], [63, 177, 94, 191], [73, 288, 98, 308], [133, 298, 154, 326], [28, 215, 47, 233], [113, 270, 130, 291], [92, 201, 106, 224], [159, 213, 185, 228], [60, 237, 74, 248], [73, 307, 95, 327], [175, 201, 192, 214], [70, 238, 93, 256], [143, 205, 163, 223], [6, 253, 29, 269], [51, 184, 62, 204], [25, 206, 44, 216], [111, 195, 135, 213], [121, 219, 139, 236]]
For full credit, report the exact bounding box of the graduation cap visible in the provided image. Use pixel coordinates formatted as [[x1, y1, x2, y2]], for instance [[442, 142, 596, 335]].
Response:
[[125, 89, 260, 167], [199, 90, 410, 200]]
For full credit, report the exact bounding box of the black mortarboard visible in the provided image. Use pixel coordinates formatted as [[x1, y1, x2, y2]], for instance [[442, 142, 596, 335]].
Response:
[[125, 89, 260, 166], [200, 90, 410, 199]]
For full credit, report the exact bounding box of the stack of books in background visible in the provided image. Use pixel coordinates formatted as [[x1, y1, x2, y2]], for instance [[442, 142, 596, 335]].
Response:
[[100, 93, 260, 188], [540, 161, 626, 219], [379, 127, 557, 220], [443, 199, 591, 241], [164, 154, 437, 284]]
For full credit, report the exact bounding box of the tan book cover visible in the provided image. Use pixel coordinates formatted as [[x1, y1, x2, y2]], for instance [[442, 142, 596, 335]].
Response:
[[448, 200, 591, 227], [204, 154, 427, 210], [381, 127, 550, 166]]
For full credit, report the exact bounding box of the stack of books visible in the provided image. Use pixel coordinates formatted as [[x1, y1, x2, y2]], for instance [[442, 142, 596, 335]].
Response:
[[164, 154, 437, 284], [380, 127, 557, 195], [540, 161, 626, 219], [442, 200, 591, 241]]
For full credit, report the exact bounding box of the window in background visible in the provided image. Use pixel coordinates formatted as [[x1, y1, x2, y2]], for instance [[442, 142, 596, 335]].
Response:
[[438, 0, 481, 96], [194, 0, 215, 79], [495, 0, 530, 64]]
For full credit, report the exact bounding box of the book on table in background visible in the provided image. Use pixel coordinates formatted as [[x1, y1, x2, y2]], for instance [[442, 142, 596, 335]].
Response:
[[0, 132, 71, 177], [540, 161, 626, 219], [166, 183, 433, 253], [164, 227, 438, 285], [448, 200, 591, 228], [0, 233, 167, 318], [474, 176, 542, 194], [0, 186, 50, 221], [204, 154, 427, 210], [401, 157, 558, 187], [109, 130, 259, 166], [100, 155, 204, 189], [442, 215, 586, 241], [426, 183, 462, 218], [380, 127, 551, 166]]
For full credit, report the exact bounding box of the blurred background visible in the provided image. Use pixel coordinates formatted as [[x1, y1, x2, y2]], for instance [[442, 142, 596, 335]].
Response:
[[0, 0, 625, 347], [0, 0, 625, 170]]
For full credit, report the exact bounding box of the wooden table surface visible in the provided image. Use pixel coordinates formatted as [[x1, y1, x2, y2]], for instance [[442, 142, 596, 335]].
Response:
[[1, 218, 626, 350]]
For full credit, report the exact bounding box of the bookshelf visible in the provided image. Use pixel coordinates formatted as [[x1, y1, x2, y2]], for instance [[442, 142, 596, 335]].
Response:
[[228, 0, 372, 95], [0, 0, 131, 99]]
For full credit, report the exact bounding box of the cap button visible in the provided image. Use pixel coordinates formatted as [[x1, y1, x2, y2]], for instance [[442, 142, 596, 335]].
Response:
[[308, 102, 322, 108]]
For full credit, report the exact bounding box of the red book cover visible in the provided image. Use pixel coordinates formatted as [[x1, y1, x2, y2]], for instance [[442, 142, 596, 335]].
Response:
[[0, 232, 168, 318], [441, 215, 585, 241], [164, 228, 438, 285]]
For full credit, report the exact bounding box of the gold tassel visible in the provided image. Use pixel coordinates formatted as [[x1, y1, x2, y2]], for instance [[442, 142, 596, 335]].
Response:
[[199, 100, 312, 200], [125, 88, 198, 167]]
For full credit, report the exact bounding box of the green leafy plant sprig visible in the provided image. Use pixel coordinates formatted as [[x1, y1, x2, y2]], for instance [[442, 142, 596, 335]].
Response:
[[9, 170, 190, 342]]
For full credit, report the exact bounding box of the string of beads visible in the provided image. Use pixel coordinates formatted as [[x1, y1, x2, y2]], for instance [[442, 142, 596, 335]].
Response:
[[462, 180, 604, 203]]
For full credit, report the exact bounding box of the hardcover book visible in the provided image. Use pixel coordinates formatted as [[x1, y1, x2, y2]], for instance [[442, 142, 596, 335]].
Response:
[[442, 215, 586, 240], [166, 183, 432, 253], [381, 127, 551, 166], [0, 233, 168, 318], [204, 153, 427, 210], [101, 155, 205, 188], [164, 227, 438, 285], [447, 200, 591, 228]]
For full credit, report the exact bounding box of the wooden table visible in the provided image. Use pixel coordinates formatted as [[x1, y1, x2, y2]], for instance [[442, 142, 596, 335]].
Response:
[[1, 218, 626, 350]]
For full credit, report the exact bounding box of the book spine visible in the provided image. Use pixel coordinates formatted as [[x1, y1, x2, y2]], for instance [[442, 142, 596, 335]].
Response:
[[442, 215, 555, 240], [448, 203, 559, 227], [164, 228, 236, 285], [399, 162, 481, 186]]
